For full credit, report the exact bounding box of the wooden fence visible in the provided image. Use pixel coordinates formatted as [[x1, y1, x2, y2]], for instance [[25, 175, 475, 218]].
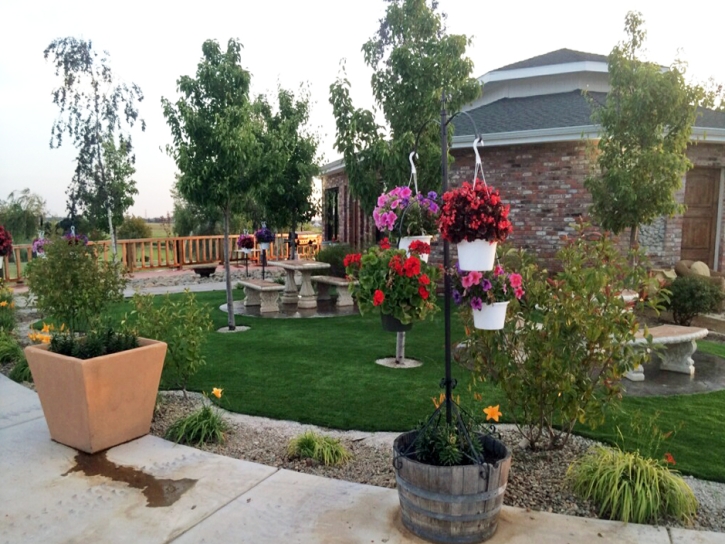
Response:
[[1, 233, 322, 283]]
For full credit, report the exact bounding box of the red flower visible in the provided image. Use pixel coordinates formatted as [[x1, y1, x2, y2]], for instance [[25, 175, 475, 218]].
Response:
[[373, 289, 385, 306], [403, 256, 421, 278], [409, 240, 431, 255], [418, 286, 429, 300], [418, 274, 430, 286], [664, 452, 676, 465], [343, 253, 362, 268], [379, 237, 391, 250]]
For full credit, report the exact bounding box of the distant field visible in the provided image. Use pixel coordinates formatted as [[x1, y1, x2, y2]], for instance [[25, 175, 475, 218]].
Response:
[[146, 222, 172, 238]]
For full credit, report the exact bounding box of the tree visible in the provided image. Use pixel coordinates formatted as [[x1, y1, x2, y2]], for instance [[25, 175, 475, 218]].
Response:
[[585, 12, 707, 249], [44, 37, 145, 255], [256, 87, 320, 258], [329, 0, 480, 212], [162, 39, 266, 330], [116, 215, 152, 240], [0, 189, 47, 243]]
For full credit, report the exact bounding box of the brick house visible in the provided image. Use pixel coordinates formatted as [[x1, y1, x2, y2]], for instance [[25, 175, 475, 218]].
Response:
[[321, 49, 725, 270]]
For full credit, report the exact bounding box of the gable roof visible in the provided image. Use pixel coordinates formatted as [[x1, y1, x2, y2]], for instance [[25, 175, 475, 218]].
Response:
[[493, 49, 608, 72]]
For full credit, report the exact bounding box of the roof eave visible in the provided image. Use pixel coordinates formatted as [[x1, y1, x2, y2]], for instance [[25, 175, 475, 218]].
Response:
[[451, 125, 600, 147], [479, 61, 609, 84]]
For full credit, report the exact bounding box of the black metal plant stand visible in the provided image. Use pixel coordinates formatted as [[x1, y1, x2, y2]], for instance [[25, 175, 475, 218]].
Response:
[[261, 249, 267, 280]]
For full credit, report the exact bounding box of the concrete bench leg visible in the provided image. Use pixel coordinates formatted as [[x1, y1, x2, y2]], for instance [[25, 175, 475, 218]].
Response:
[[335, 287, 355, 307], [259, 292, 281, 313], [624, 364, 645, 382], [659, 340, 697, 375], [244, 287, 261, 307], [316, 283, 331, 302]]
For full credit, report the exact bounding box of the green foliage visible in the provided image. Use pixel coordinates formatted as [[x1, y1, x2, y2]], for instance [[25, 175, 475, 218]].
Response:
[[9, 358, 32, 384], [127, 291, 213, 393], [413, 418, 483, 467], [25, 236, 127, 334], [315, 243, 353, 277], [0, 332, 24, 364], [165, 405, 227, 446], [116, 215, 152, 240], [566, 445, 697, 524], [585, 12, 707, 247], [0, 287, 17, 332], [668, 275, 723, 325], [329, 0, 480, 212], [287, 431, 352, 466], [49, 327, 138, 360], [256, 87, 320, 245], [0, 189, 47, 243], [44, 37, 144, 239], [464, 228, 663, 450]]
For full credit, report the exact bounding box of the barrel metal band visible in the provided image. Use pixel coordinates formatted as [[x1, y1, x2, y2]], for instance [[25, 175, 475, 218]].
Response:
[[401, 512, 499, 544], [399, 492, 503, 523], [395, 474, 506, 503]]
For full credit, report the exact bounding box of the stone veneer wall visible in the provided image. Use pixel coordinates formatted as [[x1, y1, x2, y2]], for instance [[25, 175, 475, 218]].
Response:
[[324, 141, 725, 270]]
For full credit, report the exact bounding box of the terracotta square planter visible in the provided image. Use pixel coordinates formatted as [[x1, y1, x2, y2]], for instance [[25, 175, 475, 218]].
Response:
[[25, 337, 167, 454]]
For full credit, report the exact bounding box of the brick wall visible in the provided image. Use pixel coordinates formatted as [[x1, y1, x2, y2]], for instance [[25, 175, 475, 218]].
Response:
[[321, 171, 376, 249]]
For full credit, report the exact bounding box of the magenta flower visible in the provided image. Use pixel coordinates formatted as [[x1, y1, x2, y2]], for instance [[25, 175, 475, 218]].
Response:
[[508, 273, 523, 288], [471, 297, 483, 311], [494, 265, 505, 277], [461, 270, 482, 289], [481, 278, 492, 291], [514, 286, 525, 300]]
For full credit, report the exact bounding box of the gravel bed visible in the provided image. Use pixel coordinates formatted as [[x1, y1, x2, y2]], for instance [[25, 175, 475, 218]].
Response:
[[126, 267, 285, 289], [151, 392, 725, 533]]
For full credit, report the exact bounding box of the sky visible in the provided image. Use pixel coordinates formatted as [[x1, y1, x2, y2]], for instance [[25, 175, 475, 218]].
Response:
[[1, 0, 724, 219]]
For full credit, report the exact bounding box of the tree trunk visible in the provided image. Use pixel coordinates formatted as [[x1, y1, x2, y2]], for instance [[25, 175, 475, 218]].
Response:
[[223, 208, 235, 331], [629, 225, 639, 250], [107, 207, 117, 261]]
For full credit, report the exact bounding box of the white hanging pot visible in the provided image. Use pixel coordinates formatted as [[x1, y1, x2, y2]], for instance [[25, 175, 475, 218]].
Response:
[[398, 235, 432, 262], [457, 239, 497, 271], [472, 301, 509, 330], [241, 248, 251, 254], [258, 242, 271, 250]]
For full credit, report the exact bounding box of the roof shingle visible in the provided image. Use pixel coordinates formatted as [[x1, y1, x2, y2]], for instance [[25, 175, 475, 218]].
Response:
[[493, 49, 608, 72]]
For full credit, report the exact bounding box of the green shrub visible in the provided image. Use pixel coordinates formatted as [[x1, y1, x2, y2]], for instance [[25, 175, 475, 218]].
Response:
[[127, 291, 213, 393], [464, 227, 664, 450], [413, 419, 483, 467], [0, 287, 17, 332], [315, 244, 353, 278], [117, 216, 153, 240], [287, 431, 353, 466], [668, 275, 723, 326], [25, 235, 127, 334], [165, 405, 227, 446], [0, 331, 23, 364], [9, 358, 32, 383], [566, 445, 697, 524], [49, 327, 138, 360]]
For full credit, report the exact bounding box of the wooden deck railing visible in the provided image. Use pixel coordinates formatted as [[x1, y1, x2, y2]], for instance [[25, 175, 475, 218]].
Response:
[[1, 233, 322, 283]]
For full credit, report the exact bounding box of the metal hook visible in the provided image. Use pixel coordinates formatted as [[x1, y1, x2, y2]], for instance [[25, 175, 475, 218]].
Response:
[[473, 136, 483, 167], [408, 151, 420, 195]]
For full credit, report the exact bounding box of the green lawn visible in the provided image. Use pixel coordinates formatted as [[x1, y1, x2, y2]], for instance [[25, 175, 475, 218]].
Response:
[[91, 292, 725, 481]]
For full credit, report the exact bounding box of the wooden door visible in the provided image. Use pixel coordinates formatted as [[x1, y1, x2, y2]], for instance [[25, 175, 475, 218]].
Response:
[[681, 168, 721, 266]]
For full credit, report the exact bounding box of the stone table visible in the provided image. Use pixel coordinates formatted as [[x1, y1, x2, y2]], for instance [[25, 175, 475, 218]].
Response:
[[268, 260, 331, 309], [627, 324, 709, 380]]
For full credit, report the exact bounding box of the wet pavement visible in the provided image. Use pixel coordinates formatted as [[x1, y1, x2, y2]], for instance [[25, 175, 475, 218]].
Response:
[[624, 351, 725, 397]]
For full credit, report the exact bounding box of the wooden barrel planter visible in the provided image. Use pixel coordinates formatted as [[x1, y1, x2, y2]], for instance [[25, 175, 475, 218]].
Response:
[[393, 431, 511, 544]]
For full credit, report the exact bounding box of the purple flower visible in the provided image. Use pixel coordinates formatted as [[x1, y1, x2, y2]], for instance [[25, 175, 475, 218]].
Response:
[[471, 297, 483, 311], [481, 279, 492, 291], [452, 290, 462, 305], [428, 191, 437, 200]]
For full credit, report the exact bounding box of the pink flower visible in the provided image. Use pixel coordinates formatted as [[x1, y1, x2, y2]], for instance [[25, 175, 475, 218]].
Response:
[[377, 195, 388, 208], [508, 273, 522, 288], [514, 286, 524, 300], [494, 265, 505, 277], [461, 270, 482, 289], [399, 187, 412, 199]]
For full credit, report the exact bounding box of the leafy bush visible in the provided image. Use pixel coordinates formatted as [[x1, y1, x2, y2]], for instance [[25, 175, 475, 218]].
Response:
[[287, 431, 352, 466], [315, 243, 353, 278], [25, 235, 127, 334], [464, 227, 663, 450], [414, 419, 484, 467], [0, 332, 24, 364], [0, 287, 17, 332], [668, 275, 723, 325], [165, 405, 227, 445], [127, 291, 212, 393], [9, 358, 32, 383], [566, 445, 697, 524], [49, 327, 138, 360], [117, 216, 152, 240]]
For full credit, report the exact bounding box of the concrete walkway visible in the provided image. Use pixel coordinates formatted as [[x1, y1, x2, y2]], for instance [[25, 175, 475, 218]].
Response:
[[1, 376, 721, 544]]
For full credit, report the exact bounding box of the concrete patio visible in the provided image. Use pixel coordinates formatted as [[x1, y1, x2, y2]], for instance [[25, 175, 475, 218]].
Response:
[[1, 374, 721, 544]]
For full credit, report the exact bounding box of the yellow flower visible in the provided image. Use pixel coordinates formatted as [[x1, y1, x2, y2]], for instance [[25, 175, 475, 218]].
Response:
[[40, 334, 51, 344], [211, 387, 223, 399], [41, 323, 51, 333], [483, 405, 502, 422], [0, 301, 7, 307]]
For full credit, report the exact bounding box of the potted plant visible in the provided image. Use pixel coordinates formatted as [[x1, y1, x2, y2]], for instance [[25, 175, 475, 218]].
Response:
[[373, 186, 440, 261], [255, 225, 275, 251], [394, 401, 511, 543], [438, 180, 512, 271], [452, 264, 525, 330], [344, 239, 440, 331], [237, 233, 255, 254], [32, 236, 49, 258], [23, 234, 167, 454], [0, 225, 12, 275]]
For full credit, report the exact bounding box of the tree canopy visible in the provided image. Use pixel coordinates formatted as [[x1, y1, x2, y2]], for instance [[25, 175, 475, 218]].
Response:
[[44, 37, 144, 248], [329, 0, 480, 212], [162, 38, 268, 330], [585, 12, 707, 248], [0, 189, 47, 243]]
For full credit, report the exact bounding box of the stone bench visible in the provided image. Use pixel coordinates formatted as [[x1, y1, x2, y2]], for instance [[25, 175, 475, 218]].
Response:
[[625, 324, 709, 381], [238, 279, 284, 313], [311, 275, 358, 307]]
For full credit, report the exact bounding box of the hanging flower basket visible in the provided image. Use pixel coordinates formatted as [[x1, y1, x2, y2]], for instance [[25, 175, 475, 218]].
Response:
[[472, 301, 509, 330], [438, 181, 512, 271], [381, 313, 413, 333], [457, 239, 496, 271], [373, 186, 440, 239], [237, 233, 255, 254], [398, 235, 432, 263]]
